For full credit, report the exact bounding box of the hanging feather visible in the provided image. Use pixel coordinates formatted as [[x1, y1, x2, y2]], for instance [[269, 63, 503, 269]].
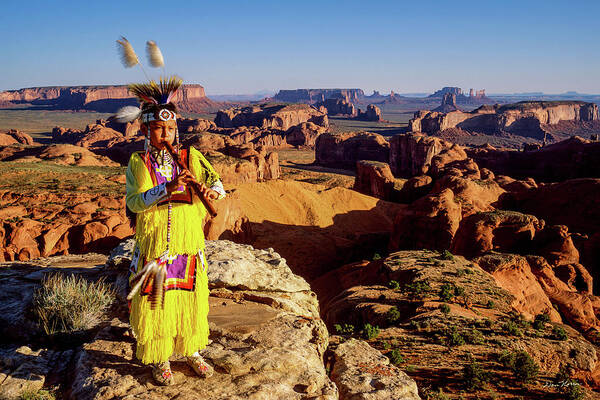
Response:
[[146, 40, 165, 68], [116, 36, 139, 68], [114, 106, 142, 123]]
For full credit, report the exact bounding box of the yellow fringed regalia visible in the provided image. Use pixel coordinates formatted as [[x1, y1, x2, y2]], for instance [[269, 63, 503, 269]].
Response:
[[126, 146, 221, 364]]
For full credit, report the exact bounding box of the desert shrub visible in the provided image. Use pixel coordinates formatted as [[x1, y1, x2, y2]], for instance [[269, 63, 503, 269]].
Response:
[[464, 328, 485, 345], [388, 349, 404, 365], [439, 283, 454, 301], [552, 325, 568, 341], [388, 280, 400, 290], [408, 320, 421, 330], [334, 323, 354, 334], [462, 361, 490, 390], [19, 390, 55, 400], [439, 303, 450, 315], [533, 312, 550, 330], [500, 350, 539, 383], [32, 273, 114, 335], [387, 306, 401, 324], [502, 321, 523, 337], [454, 286, 465, 297], [440, 250, 454, 260], [381, 340, 391, 350], [486, 300, 495, 309], [564, 384, 585, 400], [405, 364, 416, 373], [403, 280, 431, 298], [424, 388, 450, 400], [372, 252, 381, 260], [446, 326, 465, 346], [512, 350, 539, 383], [362, 323, 380, 340]]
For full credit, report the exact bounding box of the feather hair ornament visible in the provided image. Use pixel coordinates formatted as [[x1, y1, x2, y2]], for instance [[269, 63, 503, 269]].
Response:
[[146, 40, 165, 68], [114, 105, 142, 123], [116, 36, 139, 68]]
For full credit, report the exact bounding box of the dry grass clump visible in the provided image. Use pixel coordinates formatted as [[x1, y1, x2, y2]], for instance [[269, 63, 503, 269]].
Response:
[[32, 273, 114, 335]]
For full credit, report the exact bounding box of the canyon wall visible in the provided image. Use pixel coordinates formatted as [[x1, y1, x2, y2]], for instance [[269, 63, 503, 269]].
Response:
[[0, 84, 219, 113], [273, 88, 365, 103], [409, 101, 599, 139]]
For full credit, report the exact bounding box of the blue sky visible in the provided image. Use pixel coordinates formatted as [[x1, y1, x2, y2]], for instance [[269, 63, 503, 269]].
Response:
[[1, 0, 599, 94]]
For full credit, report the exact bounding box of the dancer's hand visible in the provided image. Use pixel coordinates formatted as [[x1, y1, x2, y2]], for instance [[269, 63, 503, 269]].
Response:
[[197, 182, 220, 200], [167, 170, 195, 194]]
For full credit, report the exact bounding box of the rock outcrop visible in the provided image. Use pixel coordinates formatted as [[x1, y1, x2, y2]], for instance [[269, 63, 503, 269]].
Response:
[[273, 89, 364, 103], [0, 85, 222, 113], [355, 104, 382, 121], [315, 132, 390, 170], [0, 241, 343, 399], [215, 103, 328, 130], [315, 250, 600, 393], [389, 133, 462, 177], [409, 101, 599, 139], [315, 98, 357, 116], [353, 160, 397, 201], [285, 122, 328, 147], [468, 136, 600, 181]]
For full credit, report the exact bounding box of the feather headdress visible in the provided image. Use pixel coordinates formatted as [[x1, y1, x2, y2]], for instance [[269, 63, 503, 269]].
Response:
[[146, 40, 165, 68], [129, 76, 182, 107], [116, 37, 139, 68], [113, 37, 182, 123]]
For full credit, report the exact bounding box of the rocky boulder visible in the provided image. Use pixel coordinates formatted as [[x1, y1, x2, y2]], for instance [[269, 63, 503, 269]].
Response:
[[389, 188, 461, 251], [353, 160, 397, 201], [69, 240, 338, 399], [285, 121, 328, 147], [389, 133, 462, 177], [315, 132, 390, 170], [215, 103, 328, 130]]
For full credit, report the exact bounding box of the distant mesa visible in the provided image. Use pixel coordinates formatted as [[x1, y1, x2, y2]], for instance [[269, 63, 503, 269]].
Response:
[[0, 84, 223, 113], [272, 89, 364, 104], [409, 100, 600, 140], [428, 86, 491, 105]]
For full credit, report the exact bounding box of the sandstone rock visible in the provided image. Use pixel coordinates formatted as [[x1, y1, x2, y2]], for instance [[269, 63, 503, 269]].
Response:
[[177, 117, 217, 133], [452, 210, 543, 258], [315, 132, 390, 169], [330, 338, 420, 400], [527, 255, 600, 341], [0, 346, 73, 400], [354, 104, 382, 121], [38, 144, 119, 167], [534, 225, 580, 266], [0, 133, 18, 146], [183, 132, 228, 152], [70, 240, 337, 400], [215, 103, 328, 130], [285, 122, 328, 147], [396, 175, 432, 203], [4, 129, 34, 145], [273, 88, 364, 103], [353, 160, 396, 200], [409, 101, 598, 139], [432, 175, 505, 217], [74, 124, 123, 148], [389, 188, 461, 251], [389, 133, 459, 177], [468, 136, 600, 181], [473, 253, 561, 321], [315, 98, 357, 116]]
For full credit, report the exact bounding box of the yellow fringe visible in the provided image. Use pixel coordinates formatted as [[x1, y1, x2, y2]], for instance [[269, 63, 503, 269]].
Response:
[[127, 147, 221, 259], [130, 252, 210, 364]]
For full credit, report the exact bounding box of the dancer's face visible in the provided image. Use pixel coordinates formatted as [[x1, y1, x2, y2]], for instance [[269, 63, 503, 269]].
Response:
[[142, 120, 177, 149]]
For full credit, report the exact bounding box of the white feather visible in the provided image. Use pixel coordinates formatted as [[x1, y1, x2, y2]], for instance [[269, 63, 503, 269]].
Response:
[[114, 106, 142, 123], [146, 40, 165, 68]]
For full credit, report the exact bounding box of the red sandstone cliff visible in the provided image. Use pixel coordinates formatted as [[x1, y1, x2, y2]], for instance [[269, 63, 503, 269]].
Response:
[[409, 101, 599, 140], [0, 84, 222, 113]]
